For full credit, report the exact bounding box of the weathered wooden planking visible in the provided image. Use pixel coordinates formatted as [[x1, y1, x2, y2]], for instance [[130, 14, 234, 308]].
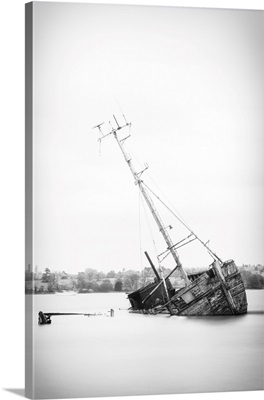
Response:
[[127, 262, 248, 316]]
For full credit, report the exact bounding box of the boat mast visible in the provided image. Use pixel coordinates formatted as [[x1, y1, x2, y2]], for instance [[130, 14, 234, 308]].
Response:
[[94, 115, 189, 286]]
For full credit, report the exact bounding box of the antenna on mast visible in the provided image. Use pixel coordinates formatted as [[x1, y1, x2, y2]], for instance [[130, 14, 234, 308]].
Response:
[[92, 114, 131, 140], [113, 114, 121, 129], [122, 113, 128, 125], [92, 114, 131, 153], [92, 122, 105, 136]]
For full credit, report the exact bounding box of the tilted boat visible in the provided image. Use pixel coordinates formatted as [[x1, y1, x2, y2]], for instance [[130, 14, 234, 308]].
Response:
[[93, 115, 247, 316]]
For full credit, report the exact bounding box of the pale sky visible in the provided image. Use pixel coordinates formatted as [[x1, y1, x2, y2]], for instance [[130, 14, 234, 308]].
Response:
[[32, 2, 264, 273]]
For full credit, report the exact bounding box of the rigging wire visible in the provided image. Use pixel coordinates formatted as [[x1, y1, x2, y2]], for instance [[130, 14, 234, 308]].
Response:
[[119, 135, 201, 266], [121, 134, 191, 234], [144, 170, 191, 230], [143, 181, 221, 262], [144, 181, 194, 234], [121, 137, 148, 175], [138, 187, 143, 271], [138, 188, 161, 269], [108, 118, 221, 263]]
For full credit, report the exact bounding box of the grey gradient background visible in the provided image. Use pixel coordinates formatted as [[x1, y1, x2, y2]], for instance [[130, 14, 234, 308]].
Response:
[[0, 1, 263, 400], [31, 2, 263, 274]]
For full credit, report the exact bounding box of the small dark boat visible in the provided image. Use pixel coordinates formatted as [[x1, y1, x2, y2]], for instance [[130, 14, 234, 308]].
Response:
[[93, 115, 247, 316]]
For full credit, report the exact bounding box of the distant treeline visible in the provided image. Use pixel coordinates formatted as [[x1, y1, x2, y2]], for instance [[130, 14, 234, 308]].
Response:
[[25, 263, 264, 294], [239, 265, 264, 289], [25, 265, 169, 294]]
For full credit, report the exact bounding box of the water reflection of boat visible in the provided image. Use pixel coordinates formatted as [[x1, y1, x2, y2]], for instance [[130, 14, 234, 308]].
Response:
[[93, 115, 247, 316]]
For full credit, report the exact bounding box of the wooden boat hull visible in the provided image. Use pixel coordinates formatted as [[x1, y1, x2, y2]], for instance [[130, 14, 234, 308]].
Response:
[[127, 278, 173, 311], [128, 260, 247, 316]]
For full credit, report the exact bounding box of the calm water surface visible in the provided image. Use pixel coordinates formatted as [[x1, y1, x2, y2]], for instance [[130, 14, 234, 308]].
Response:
[[30, 290, 264, 398]]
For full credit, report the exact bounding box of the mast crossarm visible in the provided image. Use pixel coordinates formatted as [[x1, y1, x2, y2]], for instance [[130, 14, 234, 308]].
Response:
[[158, 233, 194, 259], [171, 237, 197, 251], [120, 134, 131, 143]]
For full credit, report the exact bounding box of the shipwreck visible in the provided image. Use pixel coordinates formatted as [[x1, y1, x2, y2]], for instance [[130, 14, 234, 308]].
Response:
[[93, 115, 247, 316]]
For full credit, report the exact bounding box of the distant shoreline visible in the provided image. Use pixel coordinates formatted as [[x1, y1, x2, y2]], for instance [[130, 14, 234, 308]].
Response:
[[25, 288, 264, 295]]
